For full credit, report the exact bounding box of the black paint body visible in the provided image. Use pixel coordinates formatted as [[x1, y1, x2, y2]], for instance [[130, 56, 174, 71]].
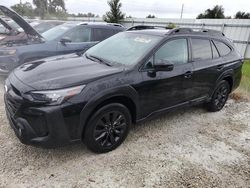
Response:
[[4, 29, 243, 148]]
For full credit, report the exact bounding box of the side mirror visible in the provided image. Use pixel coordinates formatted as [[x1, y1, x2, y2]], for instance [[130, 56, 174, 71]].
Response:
[[154, 59, 174, 72], [60, 37, 72, 45]]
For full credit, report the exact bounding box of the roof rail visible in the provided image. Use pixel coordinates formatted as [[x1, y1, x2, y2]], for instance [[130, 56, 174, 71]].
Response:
[[107, 23, 124, 27], [127, 25, 172, 31], [167, 27, 225, 36], [78, 22, 124, 27]]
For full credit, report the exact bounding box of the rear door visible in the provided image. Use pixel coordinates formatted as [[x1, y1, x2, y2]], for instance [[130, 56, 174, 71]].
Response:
[[191, 37, 223, 99]]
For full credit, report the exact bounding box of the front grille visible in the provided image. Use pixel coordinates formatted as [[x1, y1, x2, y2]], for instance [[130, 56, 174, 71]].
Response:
[[6, 97, 21, 116], [5, 86, 22, 117]]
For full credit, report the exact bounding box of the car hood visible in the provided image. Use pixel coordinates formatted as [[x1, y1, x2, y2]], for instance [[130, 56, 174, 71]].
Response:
[[0, 5, 43, 39], [13, 54, 124, 90]]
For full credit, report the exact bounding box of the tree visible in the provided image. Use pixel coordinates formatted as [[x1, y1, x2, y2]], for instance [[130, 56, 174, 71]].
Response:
[[48, 0, 66, 14], [11, 2, 34, 18], [235, 11, 250, 19], [33, 0, 66, 19], [33, 0, 48, 19], [103, 0, 125, 23], [146, 14, 156, 18], [197, 5, 225, 19]]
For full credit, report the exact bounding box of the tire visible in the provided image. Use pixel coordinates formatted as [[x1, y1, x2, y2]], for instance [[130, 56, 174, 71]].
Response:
[[84, 103, 131, 153], [206, 80, 230, 112]]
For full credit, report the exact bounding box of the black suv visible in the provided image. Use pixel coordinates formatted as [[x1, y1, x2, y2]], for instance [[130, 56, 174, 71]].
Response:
[[4, 28, 243, 153]]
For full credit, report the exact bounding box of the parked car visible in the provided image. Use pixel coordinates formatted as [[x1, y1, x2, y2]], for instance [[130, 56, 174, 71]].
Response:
[[0, 5, 124, 75], [4, 27, 243, 153], [0, 18, 64, 43]]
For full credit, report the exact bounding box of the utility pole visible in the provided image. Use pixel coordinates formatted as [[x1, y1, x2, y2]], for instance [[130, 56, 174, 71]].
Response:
[[180, 4, 184, 19]]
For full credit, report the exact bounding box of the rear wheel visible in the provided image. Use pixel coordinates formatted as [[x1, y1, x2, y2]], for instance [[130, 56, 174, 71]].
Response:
[[206, 80, 230, 112], [84, 103, 131, 153]]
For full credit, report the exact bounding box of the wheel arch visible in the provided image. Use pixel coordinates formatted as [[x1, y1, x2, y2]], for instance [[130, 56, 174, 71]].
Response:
[[215, 69, 234, 93], [78, 85, 139, 139]]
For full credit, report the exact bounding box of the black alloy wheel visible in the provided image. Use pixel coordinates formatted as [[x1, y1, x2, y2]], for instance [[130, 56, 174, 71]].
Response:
[[207, 80, 230, 112], [94, 111, 127, 147], [84, 103, 131, 153]]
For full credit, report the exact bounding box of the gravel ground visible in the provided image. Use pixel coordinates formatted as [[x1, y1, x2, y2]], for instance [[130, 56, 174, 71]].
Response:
[[0, 77, 249, 188]]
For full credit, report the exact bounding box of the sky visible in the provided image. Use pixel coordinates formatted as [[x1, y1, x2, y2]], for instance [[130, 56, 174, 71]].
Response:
[[1, 0, 250, 18]]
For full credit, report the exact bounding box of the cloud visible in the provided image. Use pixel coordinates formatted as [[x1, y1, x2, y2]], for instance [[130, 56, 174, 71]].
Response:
[[1, 0, 250, 18]]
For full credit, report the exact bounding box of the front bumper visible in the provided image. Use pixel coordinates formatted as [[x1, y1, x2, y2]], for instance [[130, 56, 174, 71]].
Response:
[[4, 83, 82, 148]]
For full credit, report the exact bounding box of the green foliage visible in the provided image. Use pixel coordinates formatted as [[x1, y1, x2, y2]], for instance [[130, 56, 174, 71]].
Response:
[[240, 60, 250, 92], [48, 0, 66, 14], [167, 23, 176, 29], [243, 60, 250, 77], [235, 11, 250, 19], [33, 0, 48, 19], [146, 14, 156, 18], [11, 2, 34, 18], [32, 0, 66, 19], [197, 5, 225, 19], [104, 0, 125, 23]]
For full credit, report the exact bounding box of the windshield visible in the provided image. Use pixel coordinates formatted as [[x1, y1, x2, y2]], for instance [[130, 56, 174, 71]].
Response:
[[42, 24, 73, 41], [86, 32, 162, 66], [34, 22, 62, 34]]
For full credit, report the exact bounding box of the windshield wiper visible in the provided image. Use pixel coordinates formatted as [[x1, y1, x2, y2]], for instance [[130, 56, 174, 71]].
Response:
[[85, 53, 112, 67]]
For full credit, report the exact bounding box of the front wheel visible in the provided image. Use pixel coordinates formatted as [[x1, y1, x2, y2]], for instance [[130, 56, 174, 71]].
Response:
[[206, 80, 230, 112], [84, 103, 131, 153]]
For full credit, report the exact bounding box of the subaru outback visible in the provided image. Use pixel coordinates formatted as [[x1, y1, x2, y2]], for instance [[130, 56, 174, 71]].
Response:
[[4, 27, 243, 153]]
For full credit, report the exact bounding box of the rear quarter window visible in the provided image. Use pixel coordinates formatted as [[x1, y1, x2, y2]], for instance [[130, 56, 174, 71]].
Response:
[[213, 40, 231, 56], [211, 41, 220, 58]]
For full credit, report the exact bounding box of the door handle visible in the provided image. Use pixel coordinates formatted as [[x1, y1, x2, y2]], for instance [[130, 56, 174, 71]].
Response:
[[217, 65, 224, 71], [184, 71, 193, 79]]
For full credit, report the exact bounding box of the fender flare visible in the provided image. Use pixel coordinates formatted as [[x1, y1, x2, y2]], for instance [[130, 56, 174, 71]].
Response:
[[77, 85, 139, 138], [210, 69, 234, 97]]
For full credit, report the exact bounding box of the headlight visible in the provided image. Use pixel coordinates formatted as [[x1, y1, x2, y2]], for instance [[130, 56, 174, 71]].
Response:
[[28, 85, 85, 105], [0, 49, 16, 56]]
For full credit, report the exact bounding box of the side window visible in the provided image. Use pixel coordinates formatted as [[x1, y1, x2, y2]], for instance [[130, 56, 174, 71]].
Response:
[[211, 41, 220, 58], [63, 27, 91, 42], [93, 28, 114, 41], [191, 38, 212, 61], [213, 40, 231, 56], [155, 39, 188, 64]]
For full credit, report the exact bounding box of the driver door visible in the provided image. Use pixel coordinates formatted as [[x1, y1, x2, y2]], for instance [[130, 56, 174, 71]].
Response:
[[138, 38, 194, 116], [57, 26, 96, 55]]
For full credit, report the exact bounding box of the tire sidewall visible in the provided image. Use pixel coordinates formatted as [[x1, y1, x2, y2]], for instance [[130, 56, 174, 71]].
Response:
[[209, 80, 230, 111], [84, 103, 131, 153]]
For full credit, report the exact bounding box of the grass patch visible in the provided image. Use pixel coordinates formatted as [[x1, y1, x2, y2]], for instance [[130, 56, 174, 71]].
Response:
[[239, 60, 250, 92]]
